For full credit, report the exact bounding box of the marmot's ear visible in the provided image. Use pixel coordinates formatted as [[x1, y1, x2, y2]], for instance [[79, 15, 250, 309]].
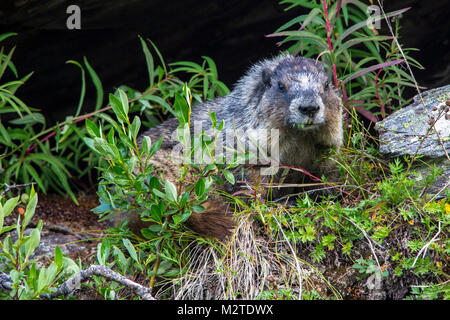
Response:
[[262, 68, 272, 87]]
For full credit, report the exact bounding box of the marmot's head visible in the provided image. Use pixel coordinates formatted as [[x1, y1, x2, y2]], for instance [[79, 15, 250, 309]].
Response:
[[259, 56, 339, 131]]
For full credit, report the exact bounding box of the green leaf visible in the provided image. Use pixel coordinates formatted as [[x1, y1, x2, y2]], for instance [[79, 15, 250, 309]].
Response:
[[22, 163, 45, 192], [149, 136, 163, 157], [150, 204, 162, 222], [97, 238, 110, 266], [130, 116, 141, 140], [165, 181, 178, 203], [0, 225, 15, 236], [218, 119, 224, 131], [83, 57, 104, 110], [24, 227, 41, 260], [0, 32, 17, 43], [142, 94, 175, 117], [37, 268, 47, 292], [209, 111, 217, 129], [141, 136, 151, 155], [62, 256, 80, 275], [82, 137, 95, 152], [109, 93, 128, 123], [26, 262, 38, 290], [97, 113, 122, 133], [173, 210, 191, 224], [299, 7, 322, 30], [0, 196, 19, 232], [223, 170, 235, 185], [152, 188, 168, 201], [44, 262, 58, 287], [118, 131, 134, 150], [335, 36, 393, 57], [139, 35, 155, 88], [118, 89, 129, 117], [321, 234, 337, 250], [0, 122, 13, 146], [0, 46, 16, 80], [191, 205, 205, 213], [54, 246, 63, 270], [23, 189, 38, 229], [2, 196, 19, 218], [148, 224, 162, 232], [112, 246, 129, 273], [174, 93, 190, 125], [194, 178, 206, 197], [66, 60, 86, 117], [122, 238, 139, 263], [9, 113, 45, 125], [85, 118, 101, 138]]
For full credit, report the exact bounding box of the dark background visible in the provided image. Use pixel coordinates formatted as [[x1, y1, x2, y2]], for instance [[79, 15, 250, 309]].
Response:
[[0, 0, 449, 124]]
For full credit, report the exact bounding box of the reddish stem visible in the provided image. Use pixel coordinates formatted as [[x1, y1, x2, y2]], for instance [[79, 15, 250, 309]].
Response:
[[322, 0, 338, 88], [26, 131, 57, 153], [25, 105, 113, 154], [374, 53, 394, 119]]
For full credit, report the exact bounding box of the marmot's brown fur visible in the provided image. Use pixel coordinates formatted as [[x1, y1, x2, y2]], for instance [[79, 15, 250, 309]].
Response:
[[119, 54, 343, 238]]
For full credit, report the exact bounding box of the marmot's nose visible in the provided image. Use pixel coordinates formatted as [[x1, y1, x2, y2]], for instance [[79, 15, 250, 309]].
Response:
[[299, 105, 319, 117]]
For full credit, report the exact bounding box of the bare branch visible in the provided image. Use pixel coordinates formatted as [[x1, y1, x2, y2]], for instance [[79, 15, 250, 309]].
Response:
[[48, 265, 155, 300], [1, 182, 36, 197], [412, 222, 441, 268]]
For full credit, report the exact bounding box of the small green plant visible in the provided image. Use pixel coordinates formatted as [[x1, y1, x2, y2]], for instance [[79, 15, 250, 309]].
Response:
[[0, 188, 79, 299], [353, 258, 388, 278], [83, 84, 237, 295], [0, 33, 78, 202]]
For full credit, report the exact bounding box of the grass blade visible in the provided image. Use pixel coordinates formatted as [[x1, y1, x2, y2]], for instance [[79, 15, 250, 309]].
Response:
[[83, 57, 104, 111]]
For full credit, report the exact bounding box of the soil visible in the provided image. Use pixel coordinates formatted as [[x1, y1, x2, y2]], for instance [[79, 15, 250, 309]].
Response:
[[3, 193, 108, 265]]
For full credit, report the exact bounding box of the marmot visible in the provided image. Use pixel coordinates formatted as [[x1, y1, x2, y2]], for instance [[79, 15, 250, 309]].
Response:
[[121, 54, 343, 238]]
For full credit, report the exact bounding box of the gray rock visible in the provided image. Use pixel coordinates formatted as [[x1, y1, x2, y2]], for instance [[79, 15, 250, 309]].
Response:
[[375, 84, 450, 158], [375, 85, 450, 197]]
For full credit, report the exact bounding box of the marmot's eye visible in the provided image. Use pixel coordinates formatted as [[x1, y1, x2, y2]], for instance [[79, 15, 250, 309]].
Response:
[[325, 79, 330, 89], [278, 82, 286, 91]]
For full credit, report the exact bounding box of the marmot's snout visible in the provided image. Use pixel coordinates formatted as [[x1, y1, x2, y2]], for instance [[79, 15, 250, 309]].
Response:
[[287, 91, 326, 129], [299, 104, 319, 116]]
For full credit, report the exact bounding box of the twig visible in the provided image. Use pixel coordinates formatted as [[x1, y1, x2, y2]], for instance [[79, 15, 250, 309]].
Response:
[[2, 266, 155, 300], [344, 216, 384, 268], [1, 182, 36, 197], [412, 221, 441, 268], [48, 265, 155, 300], [427, 180, 450, 203]]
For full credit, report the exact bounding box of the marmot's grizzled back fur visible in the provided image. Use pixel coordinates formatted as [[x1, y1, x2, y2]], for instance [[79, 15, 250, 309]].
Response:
[[125, 54, 343, 238]]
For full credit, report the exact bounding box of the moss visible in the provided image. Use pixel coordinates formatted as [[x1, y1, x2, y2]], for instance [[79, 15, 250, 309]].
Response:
[[402, 121, 414, 129]]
